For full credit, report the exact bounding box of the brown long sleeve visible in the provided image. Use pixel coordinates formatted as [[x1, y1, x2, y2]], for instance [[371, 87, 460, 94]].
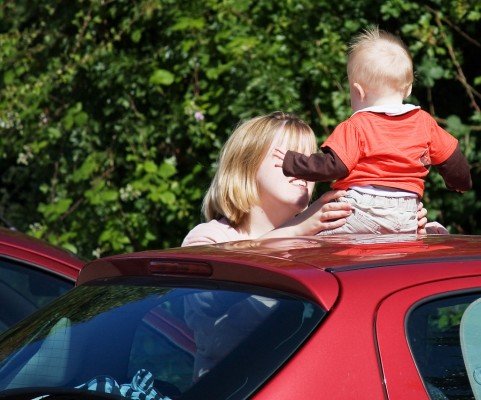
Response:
[[282, 147, 349, 182], [434, 143, 472, 191]]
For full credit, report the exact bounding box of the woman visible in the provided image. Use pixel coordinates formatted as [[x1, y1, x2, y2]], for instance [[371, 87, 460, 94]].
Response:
[[183, 111, 428, 246]]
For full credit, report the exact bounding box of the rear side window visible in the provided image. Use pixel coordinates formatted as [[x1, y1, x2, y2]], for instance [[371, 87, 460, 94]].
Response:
[[0, 258, 73, 333], [407, 293, 481, 400], [0, 278, 325, 400]]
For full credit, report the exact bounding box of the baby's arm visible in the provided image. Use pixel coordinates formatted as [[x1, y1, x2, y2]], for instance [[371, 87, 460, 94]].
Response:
[[433, 143, 472, 192], [277, 147, 348, 182]]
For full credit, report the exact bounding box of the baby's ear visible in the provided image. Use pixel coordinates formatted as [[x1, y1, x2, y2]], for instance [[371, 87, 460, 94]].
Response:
[[404, 84, 412, 98], [353, 82, 366, 101]]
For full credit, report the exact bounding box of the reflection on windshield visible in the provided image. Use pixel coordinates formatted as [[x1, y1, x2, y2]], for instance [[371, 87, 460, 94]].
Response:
[[76, 368, 171, 399]]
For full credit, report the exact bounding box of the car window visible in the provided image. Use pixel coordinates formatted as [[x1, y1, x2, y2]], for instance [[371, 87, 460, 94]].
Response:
[[0, 258, 73, 333], [0, 278, 325, 400], [407, 293, 481, 400]]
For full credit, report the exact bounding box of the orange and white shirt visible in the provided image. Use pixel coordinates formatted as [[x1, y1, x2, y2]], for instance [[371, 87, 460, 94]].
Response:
[[322, 104, 458, 197]]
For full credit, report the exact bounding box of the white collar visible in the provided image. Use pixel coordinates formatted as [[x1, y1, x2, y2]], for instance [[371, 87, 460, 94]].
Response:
[[352, 103, 420, 117]]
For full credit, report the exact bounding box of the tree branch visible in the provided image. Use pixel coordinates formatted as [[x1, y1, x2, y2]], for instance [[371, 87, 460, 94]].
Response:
[[433, 116, 481, 131], [314, 102, 331, 137], [433, 11, 481, 113], [425, 5, 481, 48]]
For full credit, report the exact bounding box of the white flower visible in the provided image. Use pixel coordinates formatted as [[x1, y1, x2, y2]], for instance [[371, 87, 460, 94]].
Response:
[[17, 152, 29, 165], [17, 145, 33, 165], [29, 222, 44, 232], [120, 184, 141, 201], [92, 247, 102, 259]]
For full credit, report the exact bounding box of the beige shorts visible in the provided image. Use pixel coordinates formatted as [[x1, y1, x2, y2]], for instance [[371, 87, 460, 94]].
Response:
[[318, 189, 419, 235]]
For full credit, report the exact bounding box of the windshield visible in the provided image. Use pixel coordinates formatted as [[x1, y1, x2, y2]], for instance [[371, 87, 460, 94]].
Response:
[[0, 277, 324, 400]]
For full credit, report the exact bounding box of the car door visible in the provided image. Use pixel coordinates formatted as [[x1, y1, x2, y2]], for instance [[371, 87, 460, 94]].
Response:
[[376, 273, 481, 400]]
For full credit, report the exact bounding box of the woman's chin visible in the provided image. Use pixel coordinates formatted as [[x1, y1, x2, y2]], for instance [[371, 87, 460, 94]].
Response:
[[293, 193, 311, 212]]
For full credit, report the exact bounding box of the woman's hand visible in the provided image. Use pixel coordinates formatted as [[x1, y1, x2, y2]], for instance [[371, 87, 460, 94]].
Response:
[[416, 202, 428, 234], [263, 190, 352, 238], [424, 221, 449, 234], [415, 203, 450, 234]]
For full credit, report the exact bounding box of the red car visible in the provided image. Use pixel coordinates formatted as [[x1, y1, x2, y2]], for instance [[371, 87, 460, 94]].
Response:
[[0, 227, 83, 333], [0, 234, 481, 400]]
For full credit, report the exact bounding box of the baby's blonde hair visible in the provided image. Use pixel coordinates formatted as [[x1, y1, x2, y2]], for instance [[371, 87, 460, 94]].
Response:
[[347, 26, 413, 96], [202, 111, 317, 227]]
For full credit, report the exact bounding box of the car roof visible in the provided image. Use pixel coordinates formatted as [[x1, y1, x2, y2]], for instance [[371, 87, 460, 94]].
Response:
[[86, 233, 481, 271], [0, 227, 84, 280], [77, 234, 481, 309], [211, 234, 481, 271]]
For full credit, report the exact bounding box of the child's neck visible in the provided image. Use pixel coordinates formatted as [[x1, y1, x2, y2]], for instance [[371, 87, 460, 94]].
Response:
[[361, 92, 405, 109]]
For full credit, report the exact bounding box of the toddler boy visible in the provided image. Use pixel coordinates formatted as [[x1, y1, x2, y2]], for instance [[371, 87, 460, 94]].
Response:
[[276, 27, 471, 234]]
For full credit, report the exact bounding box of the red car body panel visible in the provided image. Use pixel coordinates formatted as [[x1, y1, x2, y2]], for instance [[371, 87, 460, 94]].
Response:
[[0, 228, 83, 280], [377, 275, 481, 400], [77, 234, 481, 400], [255, 260, 481, 400]]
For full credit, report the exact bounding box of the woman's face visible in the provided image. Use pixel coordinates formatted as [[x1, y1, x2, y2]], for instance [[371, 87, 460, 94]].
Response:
[[256, 132, 315, 216]]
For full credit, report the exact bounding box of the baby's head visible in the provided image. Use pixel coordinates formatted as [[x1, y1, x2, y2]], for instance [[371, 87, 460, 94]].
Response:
[[347, 27, 413, 110]]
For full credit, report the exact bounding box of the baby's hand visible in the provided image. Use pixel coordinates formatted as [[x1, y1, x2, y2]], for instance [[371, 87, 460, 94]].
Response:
[[273, 148, 286, 168]]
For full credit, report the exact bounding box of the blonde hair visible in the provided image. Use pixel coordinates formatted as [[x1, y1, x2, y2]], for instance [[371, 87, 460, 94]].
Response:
[[202, 111, 317, 227], [347, 26, 413, 96]]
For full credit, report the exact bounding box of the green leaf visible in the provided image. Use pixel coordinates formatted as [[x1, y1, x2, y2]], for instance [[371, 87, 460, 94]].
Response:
[[61, 242, 78, 254], [417, 57, 445, 87], [158, 161, 176, 178], [445, 115, 469, 137], [85, 182, 118, 205], [102, 189, 119, 202], [29, 140, 48, 153], [158, 191, 176, 204], [47, 127, 62, 140], [171, 17, 205, 31], [438, 314, 449, 329], [149, 69, 175, 85], [131, 29, 142, 43], [144, 160, 158, 174], [99, 227, 130, 248], [3, 70, 14, 85], [38, 198, 73, 222], [72, 154, 100, 183], [74, 111, 88, 126], [63, 114, 74, 130]]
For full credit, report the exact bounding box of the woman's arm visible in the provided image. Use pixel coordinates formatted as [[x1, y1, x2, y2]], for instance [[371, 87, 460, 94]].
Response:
[[261, 190, 352, 238], [263, 192, 430, 238]]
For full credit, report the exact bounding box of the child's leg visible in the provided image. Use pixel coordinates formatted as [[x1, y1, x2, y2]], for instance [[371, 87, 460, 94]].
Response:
[[317, 189, 418, 235]]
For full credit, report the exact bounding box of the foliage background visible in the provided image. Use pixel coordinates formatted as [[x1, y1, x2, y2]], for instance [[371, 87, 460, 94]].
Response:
[[0, 0, 480, 259]]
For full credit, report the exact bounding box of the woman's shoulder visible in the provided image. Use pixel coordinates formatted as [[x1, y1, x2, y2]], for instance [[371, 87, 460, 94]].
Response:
[[182, 218, 243, 247]]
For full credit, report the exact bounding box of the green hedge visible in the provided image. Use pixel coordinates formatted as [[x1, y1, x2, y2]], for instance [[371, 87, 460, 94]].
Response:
[[0, 0, 480, 258]]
